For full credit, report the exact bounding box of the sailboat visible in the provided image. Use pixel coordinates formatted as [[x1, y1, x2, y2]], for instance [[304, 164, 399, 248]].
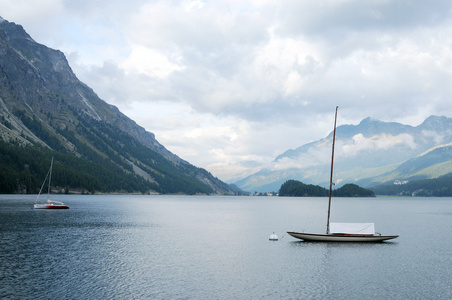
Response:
[[33, 157, 69, 209], [287, 107, 398, 242]]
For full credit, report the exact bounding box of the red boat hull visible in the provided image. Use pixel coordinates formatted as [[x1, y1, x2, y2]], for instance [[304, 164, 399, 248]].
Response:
[[34, 204, 69, 209], [45, 205, 69, 209]]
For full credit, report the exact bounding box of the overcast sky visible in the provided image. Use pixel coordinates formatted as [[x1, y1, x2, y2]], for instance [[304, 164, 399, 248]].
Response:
[[2, 0, 452, 182]]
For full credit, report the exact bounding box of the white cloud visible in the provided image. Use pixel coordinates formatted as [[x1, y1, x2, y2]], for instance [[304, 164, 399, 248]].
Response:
[[122, 45, 184, 79], [270, 146, 331, 171], [421, 130, 444, 145], [341, 133, 417, 157]]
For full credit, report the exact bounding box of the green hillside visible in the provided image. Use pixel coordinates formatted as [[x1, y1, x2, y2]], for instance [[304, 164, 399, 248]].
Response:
[[278, 180, 375, 197], [370, 174, 452, 197]]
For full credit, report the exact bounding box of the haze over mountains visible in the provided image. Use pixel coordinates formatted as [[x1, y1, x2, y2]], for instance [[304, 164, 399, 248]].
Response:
[[0, 17, 234, 195], [234, 115, 452, 192]]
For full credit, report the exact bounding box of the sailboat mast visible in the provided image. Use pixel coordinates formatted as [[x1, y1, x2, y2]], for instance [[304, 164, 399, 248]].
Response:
[[326, 106, 338, 234], [47, 157, 53, 201]]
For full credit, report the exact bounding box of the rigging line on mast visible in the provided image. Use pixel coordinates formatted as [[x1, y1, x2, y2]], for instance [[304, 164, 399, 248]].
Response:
[[35, 166, 51, 203], [47, 157, 54, 201]]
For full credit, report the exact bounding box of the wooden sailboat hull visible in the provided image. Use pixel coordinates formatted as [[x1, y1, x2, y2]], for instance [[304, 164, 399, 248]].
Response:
[[287, 232, 398, 242]]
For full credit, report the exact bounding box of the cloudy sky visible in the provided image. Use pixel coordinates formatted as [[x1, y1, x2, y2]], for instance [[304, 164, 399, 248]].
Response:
[[2, 0, 452, 182]]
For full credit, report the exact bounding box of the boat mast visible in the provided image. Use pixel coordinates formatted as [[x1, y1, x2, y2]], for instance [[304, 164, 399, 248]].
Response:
[[326, 106, 338, 234], [47, 157, 53, 201]]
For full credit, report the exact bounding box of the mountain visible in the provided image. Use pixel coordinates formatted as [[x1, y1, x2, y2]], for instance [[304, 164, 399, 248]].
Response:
[[0, 17, 235, 195], [234, 115, 452, 192]]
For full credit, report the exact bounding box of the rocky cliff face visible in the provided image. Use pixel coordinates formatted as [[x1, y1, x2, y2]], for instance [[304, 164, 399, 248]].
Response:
[[0, 17, 233, 194]]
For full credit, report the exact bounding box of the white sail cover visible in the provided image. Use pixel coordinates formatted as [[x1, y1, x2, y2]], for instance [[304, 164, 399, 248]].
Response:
[[330, 223, 375, 234]]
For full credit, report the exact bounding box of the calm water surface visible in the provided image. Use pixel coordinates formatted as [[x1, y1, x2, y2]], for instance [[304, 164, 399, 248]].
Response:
[[1, 195, 451, 299]]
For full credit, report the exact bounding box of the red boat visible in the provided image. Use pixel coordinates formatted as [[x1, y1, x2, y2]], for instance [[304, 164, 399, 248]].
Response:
[[34, 200, 69, 209], [33, 157, 69, 210]]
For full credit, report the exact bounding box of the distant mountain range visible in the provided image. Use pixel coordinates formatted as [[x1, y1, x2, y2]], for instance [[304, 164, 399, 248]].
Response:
[[234, 115, 452, 192], [0, 17, 235, 195]]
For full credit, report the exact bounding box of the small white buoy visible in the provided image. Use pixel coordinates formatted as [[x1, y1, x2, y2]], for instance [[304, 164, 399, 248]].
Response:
[[269, 232, 278, 241]]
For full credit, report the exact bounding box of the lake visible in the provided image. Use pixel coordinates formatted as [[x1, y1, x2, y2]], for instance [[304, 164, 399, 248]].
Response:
[[0, 195, 451, 299]]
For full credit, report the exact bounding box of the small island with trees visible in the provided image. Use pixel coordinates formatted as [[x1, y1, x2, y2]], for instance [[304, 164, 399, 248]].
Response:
[[278, 180, 375, 197]]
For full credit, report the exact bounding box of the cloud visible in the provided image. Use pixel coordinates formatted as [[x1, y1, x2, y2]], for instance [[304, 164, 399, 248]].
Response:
[[268, 131, 420, 173], [420, 130, 444, 145], [122, 45, 185, 79], [0, 0, 64, 23], [341, 133, 417, 157], [116, 0, 452, 125], [270, 146, 331, 171], [277, 1, 452, 39]]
